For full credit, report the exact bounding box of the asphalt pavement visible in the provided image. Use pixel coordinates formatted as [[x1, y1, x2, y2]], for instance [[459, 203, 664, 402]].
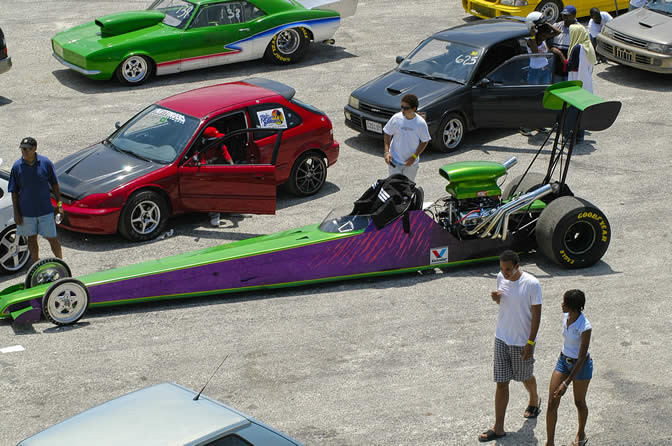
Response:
[[1, 1, 671, 445]]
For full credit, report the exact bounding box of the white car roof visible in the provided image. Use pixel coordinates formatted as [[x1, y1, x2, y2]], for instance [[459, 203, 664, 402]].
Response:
[[19, 383, 250, 446]]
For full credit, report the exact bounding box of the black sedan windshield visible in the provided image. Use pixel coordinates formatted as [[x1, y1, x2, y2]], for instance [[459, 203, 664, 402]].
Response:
[[398, 38, 481, 84], [108, 105, 199, 164], [148, 0, 195, 29]]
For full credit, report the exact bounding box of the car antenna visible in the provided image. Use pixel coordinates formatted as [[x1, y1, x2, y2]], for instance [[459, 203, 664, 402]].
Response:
[[194, 354, 229, 401]]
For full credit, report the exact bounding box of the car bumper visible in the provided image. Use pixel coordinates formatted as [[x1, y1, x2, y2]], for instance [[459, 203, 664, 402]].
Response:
[[53, 200, 121, 235], [462, 0, 534, 19], [344, 105, 389, 139], [0, 57, 11, 75], [596, 35, 672, 74], [52, 52, 102, 76], [326, 141, 339, 166]]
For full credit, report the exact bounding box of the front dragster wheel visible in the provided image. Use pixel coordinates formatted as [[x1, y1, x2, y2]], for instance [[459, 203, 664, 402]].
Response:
[[432, 113, 466, 153], [288, 152, 327, 197], [536, 196, 610, 269], [119, 190, 169, 242], [42, 278, 89, 326], [0, 225, 29, 274], [115, 55, 154, 86], [263, 27, 310, 65], [502, 173, 547, 200], [24, 257, 72, 289]]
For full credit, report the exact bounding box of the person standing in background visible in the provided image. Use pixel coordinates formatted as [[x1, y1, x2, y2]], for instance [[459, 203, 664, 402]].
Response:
[[588, 7, 612, 63], [551, 5, 578, 81]]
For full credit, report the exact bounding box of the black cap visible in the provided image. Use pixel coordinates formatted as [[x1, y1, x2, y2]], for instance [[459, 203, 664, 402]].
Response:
[[19, 137, 37, 149]]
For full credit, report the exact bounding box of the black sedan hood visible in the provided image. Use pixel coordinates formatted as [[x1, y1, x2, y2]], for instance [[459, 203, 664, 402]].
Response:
[[352, 70, 464, 111], [55, 142, 161, 200]]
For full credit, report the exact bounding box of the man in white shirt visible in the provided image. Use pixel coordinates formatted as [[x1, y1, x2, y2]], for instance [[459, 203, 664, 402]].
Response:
[[382, 94, 431, 182], [588, 7, 612, 63], [479, 250, 542, 442]]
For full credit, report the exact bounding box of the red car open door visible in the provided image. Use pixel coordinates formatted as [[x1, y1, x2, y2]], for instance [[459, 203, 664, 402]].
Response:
[[178, 128, 283, 214]]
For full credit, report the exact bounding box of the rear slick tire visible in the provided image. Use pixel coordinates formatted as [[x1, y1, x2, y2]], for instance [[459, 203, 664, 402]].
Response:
[[536, 196, 610, 269]]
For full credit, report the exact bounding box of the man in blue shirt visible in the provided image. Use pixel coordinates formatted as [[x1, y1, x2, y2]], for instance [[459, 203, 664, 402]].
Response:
[[8, 137, 64, 264]]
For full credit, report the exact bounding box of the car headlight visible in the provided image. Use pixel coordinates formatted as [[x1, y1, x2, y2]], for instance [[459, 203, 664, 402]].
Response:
[[600, 26, 614, 38], [348, 96, 359, 109], [500, 0, 528, 5], [646, 42, 672, 54]]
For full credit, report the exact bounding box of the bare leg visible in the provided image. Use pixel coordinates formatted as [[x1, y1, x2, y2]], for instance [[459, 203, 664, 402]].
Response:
[[494, 381, 509, 434], [46, 237, 62, 259], [545, 370, 568, 446], [572, 379, 591, 444], [27, 235, 39, 265], [523, 375, 540, 408]]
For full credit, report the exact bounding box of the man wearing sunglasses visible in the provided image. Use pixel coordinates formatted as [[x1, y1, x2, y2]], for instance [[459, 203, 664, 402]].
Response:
[[8, 137, 63, 264], [382, 94, 430, 182]]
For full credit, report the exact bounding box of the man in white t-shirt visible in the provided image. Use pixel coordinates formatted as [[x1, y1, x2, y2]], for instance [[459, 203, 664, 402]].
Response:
[[382, 94, 431, 182], [588, 7, 612, 63], [479, 250, 542, 442]]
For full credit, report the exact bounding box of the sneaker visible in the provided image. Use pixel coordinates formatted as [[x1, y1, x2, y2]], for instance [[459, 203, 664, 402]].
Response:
[[209, 212, 221, 227], [518, 127, 534, 136], [535, 127, 550, 134]]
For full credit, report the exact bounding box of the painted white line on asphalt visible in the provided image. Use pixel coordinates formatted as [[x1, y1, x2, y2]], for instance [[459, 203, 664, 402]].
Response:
[[0, 345, 25, 354]]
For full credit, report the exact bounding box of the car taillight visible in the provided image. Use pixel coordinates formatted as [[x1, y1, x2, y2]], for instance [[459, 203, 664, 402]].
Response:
[[2, 47, 6, 57]]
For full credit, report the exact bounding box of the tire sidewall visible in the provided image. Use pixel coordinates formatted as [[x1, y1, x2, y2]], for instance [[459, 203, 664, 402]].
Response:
[[42, 278, 90, 326], [433, 113, 465, 153], [24, 257, 72, 289], [265, 27, 309, 65], [536, 0, 561, 24], [116, 55, 153, 86], [0, 225, 29, 274], [119, 191, 168, 242], [288, 152, 327, 197]]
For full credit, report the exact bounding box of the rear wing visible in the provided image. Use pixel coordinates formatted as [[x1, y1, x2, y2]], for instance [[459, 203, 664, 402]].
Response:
[[294, 0, 358, 17], [542, 81, 622, 131]]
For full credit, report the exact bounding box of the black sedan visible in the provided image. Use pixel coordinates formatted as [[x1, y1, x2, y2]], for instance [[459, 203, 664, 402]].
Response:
[[344, 17, 558, 152]]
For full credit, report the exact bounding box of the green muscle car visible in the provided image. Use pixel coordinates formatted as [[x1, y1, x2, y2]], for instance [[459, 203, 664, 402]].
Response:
[[51, 0, 358, 85]]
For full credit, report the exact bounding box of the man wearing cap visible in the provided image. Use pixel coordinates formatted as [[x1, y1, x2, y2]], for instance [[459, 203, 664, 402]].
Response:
[[9, 137, 63, 264], [551, 5, 578, 81]]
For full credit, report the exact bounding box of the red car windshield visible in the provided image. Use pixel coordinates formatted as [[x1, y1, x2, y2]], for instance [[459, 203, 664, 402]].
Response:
[[108, 105, 199, 164], [148, 0, 195, 29]]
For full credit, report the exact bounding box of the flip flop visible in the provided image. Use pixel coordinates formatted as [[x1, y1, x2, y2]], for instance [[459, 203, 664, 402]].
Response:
[[478, 429, 506, 442], [524, 397, 542, 418], [571, 438, 588, 446]]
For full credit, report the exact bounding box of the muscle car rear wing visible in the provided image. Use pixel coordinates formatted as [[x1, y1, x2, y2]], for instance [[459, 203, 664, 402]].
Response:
[[294, 0, 358, 18]]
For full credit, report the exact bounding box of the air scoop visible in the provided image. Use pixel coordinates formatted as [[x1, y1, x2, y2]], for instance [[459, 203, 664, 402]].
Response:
[[95, 11, 165, 37]]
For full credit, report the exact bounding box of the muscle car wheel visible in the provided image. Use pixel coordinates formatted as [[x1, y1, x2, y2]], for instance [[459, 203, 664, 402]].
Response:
[[288, 152, 327, 196], [24, 258, 72, 289], [119, 191, 168, 242], [0, 225, 29, 274], [536, 0, 562, 24], [42, 279, 89, 326], [116, 55, 153, 86], [536, 196, 610, 269], [264, 28, 309, 65], [433, 113, 465, 153]]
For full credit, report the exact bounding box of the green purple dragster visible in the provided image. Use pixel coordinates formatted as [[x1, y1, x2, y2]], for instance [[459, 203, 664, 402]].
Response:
[[0, 84, 621, 327], [51, 0, 358, 85]]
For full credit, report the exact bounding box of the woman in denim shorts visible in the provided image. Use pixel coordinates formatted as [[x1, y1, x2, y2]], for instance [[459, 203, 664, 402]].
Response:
[[545, 289, 593, 446]]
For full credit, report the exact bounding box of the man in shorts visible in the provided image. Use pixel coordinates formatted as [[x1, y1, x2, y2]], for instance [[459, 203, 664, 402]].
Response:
[[9, 137, 63, 264], [479, 250, 542, 442]]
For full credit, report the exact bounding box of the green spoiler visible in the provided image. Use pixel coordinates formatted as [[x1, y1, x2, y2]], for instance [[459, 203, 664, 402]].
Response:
[[542, 81, 622, 131]]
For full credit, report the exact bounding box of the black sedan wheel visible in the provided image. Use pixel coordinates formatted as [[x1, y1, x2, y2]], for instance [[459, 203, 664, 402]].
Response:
[[264, 28, 309, 65], [119, 191, 168, 242], [116, 55, 153, 86], [0, 225, 29, 274], [536, 0, 562, 24], [433, 113, 466, 153], [288, 152, 327, 196]]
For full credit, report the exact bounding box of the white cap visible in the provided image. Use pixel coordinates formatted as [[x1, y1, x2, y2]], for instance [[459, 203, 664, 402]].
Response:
[[526, 11, 546, 32]]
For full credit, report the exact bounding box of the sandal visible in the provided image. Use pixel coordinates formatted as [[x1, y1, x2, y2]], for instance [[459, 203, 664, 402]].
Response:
[[571, 438, 588, 446], [524, 397, 542, 418], [478, 429, 506, 442]]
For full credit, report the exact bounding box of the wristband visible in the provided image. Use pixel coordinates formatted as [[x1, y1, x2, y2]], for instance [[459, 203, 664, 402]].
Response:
[[527, 339, 535, 346], [412, 153, 418, 160], [57, 201, 63, 207]]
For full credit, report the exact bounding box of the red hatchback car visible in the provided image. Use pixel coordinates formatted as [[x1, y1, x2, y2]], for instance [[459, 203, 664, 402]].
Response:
[[54, 78, 339, 241]]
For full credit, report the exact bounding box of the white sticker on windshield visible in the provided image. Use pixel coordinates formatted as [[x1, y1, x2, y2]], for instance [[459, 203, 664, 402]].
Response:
[[455, 54, 479, 65], [151, 108, 186, 124], [256, 108, 288, 129]]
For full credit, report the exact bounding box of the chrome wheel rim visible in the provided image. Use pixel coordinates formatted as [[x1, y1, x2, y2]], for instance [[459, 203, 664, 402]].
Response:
[[47, 282, 88, 325], [539, 2, 560, 23], [0, 229, 29, 271], [130, 200, 161, 235], [564, 221, 597, 255], [442, 118, 464, 149], [31, 263, 69, 287], [121, 56, 149, 83], [276, 29, 301, 55], [295, 156, 326, 195]]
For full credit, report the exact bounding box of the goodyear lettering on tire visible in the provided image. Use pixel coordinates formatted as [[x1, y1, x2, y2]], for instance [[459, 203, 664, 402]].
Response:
[[272, 36, 291, 62], [559, 249, 575, 265], [578, 211, 609, 242]]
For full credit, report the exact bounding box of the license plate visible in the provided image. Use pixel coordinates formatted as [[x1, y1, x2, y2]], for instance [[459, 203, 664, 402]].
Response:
[[614, 47, 633, 62], [365, 120, 382, 134]]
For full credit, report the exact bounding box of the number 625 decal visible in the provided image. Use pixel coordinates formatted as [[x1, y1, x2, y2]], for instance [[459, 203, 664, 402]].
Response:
[[455, 54, 478, 65]]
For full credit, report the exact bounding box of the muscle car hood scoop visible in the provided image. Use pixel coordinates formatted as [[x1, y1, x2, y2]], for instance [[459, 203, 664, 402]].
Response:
[[55, 142, 160, 200], [95, 11, 165, 37]]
